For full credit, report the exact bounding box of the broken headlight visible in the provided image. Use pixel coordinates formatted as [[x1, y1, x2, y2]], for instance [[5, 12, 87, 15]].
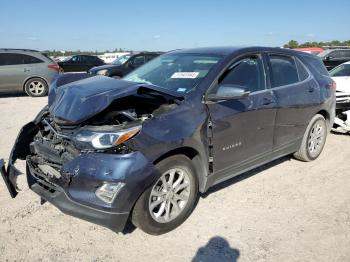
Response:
[[74, 125, 141, 149]]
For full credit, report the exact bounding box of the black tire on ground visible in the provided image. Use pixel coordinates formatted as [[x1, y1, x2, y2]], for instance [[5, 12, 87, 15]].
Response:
[[24, 78, 48, 97], [131, 155, 199, 235], [294, 114, 328, 162]]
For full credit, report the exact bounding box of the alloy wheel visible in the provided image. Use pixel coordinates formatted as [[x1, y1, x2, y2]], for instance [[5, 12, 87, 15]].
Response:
[[307, 120, 326, 158], [28, 80, 45, 96], [149, 168, 191, 223]]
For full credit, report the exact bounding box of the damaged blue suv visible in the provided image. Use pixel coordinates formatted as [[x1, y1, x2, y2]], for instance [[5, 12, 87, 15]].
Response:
[[1, 47, 335, 235]]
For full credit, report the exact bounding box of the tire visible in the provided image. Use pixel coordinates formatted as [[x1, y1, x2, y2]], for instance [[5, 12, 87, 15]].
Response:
[[24, 78, 48, 97], [294, 114, 328, 162], [131, 155, 199, 235]]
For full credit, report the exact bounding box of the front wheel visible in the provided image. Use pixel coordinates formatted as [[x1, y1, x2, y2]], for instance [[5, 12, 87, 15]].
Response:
[[131, 155, 198, 235], [294, 114, 328, 162]]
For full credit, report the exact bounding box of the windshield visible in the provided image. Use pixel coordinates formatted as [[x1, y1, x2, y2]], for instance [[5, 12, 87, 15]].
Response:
[[329, 64, 350, 77], [123, 53, 222, 93], [112, 55, 131, 65]]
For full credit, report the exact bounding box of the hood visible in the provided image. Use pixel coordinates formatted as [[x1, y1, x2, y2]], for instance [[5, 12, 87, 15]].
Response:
[[48, 75, 182, 125], [332, 77, 350, 94], [89, 64, 120, 73]]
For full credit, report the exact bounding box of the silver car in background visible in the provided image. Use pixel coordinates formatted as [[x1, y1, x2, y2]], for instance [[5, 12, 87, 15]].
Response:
[[0, 49, 60, 97]]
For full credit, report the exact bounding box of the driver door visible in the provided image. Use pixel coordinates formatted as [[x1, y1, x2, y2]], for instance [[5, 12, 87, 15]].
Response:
[[125, 55, 146, 74], [207, 54, 276, 178]]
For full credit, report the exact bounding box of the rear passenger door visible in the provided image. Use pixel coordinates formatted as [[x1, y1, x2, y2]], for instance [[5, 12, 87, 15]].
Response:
[[267, 53, 320, 151], [84, 56, 102, 71]]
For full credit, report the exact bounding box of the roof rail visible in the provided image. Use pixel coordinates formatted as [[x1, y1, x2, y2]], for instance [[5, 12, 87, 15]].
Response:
[[322, 46, 350, 49], [0, 48, 39, 52]]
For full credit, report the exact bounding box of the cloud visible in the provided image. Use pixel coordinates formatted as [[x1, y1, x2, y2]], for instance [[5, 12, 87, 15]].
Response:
[[306, 33, 315, 38], [265, 32, 278, 37], [152, 35, 161, 39], [26, 36, 38, 41]]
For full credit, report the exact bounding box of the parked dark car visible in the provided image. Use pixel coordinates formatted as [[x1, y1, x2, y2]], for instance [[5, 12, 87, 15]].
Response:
[[58, 55, 105, 72], [88, 52, 162, 78], [1, 47, 335, 235], [318, 49, 350, 70], [0, 49, 60, 96]]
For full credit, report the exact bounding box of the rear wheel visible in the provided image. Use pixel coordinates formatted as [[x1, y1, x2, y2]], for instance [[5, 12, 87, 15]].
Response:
[[24, 78, 48, 97], [294, 114, 328, 162], [132, 155, 198, 235]]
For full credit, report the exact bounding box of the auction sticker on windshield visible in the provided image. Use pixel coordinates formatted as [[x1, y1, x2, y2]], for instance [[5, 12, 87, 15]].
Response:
[[171, 72, 199, 79]]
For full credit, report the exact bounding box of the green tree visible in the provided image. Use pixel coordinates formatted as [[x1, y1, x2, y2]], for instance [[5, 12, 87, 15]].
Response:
[[284, 40, 299, 48]]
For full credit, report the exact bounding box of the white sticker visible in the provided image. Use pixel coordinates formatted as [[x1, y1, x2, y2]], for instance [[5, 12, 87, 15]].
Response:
[[171, 72, 199, 79], [176, 88, 187, 92]]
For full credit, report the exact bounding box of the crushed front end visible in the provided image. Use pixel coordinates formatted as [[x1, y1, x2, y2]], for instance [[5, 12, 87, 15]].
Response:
[[332, 90, 350, 134], [0, 76, 184, 232], [0, 107, 157, 232]]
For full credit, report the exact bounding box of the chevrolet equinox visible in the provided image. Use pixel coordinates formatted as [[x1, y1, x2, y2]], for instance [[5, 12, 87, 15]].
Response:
[[1, 47, 335, 235]]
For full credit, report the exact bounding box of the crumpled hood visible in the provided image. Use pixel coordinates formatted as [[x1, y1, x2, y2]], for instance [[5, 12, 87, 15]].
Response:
[[48, 75, 181, 125]]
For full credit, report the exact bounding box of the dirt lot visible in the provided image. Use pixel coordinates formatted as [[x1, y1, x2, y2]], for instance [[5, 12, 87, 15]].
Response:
[[0, 95, 349, 262]]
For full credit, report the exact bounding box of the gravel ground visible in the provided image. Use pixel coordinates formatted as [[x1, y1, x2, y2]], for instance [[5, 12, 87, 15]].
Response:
[[0, 95, 349, 262]]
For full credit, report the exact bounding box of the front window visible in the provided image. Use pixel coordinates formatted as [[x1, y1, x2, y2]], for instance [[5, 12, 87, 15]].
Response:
[[218, 55, 266, 92], [329, 64, 350, 77], [61, 56, 72, 62], [112, 55, 131, 65], [123, 53, 222, 93]]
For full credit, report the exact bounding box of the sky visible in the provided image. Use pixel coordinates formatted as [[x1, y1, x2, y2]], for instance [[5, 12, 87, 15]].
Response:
[[0, 0, 349, 52]]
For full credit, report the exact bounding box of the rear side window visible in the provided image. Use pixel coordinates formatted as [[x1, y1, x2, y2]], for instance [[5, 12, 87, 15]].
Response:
[[85, 56, 98, 63], [340, 50, 350, 58], [295, 58, 309, 81], [0, 53, 43, 66], [22, 54, 43, 64], [269, 55, 299, 87]]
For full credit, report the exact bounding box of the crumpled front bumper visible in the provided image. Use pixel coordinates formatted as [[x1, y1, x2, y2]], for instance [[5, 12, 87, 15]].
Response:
[[0, 159, 18, 198], [29, 174, 130, 232], [0, 122, 159, 232], [332, 91, 350, 134]]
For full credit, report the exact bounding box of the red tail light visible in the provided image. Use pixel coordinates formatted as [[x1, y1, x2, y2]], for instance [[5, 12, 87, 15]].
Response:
[[48, 65, 61, 71]]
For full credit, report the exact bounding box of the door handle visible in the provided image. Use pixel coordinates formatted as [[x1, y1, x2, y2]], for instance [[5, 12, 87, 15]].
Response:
[[262, 97, 274, 105], [308, 86, 315, 93], [23, 68, 30, 72]]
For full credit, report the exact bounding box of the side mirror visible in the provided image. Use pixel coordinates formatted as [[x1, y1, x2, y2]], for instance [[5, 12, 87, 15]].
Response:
[[325, 56, 332, 61], [206, 84, 250, 101]]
